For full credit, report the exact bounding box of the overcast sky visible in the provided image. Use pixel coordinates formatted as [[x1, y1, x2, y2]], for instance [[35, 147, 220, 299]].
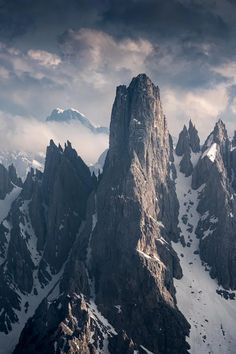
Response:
[[0, 0, 236, 140]]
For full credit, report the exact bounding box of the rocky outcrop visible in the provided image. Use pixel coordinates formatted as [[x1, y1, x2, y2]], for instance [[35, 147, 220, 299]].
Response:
[[41, 140, 93, 273], [0, 164, 13, 199], [175, 125, 189, 157], [179, 148, 193, 177], [232, 131, 236, 147], [8, 164, 22, 187], [14, 293, 108, 354], [188, 119, 200, 153], [192, 120, 236, 289]]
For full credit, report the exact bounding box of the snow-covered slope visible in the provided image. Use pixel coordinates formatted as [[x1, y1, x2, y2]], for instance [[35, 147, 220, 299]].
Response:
[[173, 152, 236, 354]]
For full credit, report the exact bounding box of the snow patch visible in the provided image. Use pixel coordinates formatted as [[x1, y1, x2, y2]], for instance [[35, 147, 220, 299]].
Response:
[[201, 143, 217, 162]]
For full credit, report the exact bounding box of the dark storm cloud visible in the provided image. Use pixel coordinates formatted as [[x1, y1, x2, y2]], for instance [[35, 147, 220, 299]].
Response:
[[102, 0, 229, 40], [0, 0, 105, 41], [0, 0, 235, 138]]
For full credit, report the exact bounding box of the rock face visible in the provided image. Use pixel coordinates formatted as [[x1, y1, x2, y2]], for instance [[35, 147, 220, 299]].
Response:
[[14, 74, 190, 354], [0, 141, 93, 345], [0, 164, 14, 199], [8, 164, 22, 188], [176, 125, 190, 157], [89, 74, 188, 353], [175, 121, 200, 177], [192, 120, 236, 289], [188, 119, 200, 153], [0, 162, 22, 200]]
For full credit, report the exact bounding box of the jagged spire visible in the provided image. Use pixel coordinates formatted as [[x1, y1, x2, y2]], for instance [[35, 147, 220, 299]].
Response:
[[8, 163, 22, 187], [175, 124, 189, 156], [188, 119, 200, 153], [212, 119, 228, 145], [232, 131, 236, 147], [109, 73, 163, 166]]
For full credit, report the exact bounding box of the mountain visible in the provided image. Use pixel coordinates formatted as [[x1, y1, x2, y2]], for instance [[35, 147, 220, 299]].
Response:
[[192, 120, 236, 289], [0, 141, 93, 354], [0, 74, 236, 354], [46, 108, 109, 135]]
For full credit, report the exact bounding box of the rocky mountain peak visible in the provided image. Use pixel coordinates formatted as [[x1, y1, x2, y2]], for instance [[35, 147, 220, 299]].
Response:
[[201, 119, 230, 172], [213, 119, 228, 143], [0, 162, 22, 199], [188, 119, 200, 153], [0, 138, 94, 348], [84, 74, 188, 353], [175, 121, 200, 177], [109, 73, 163, 169], [175, 124, 189, 156], [191, 118, 236, 290], [176, 120, 200, 158], [232, 131, 236, 147], [8, 164, 22, 187]]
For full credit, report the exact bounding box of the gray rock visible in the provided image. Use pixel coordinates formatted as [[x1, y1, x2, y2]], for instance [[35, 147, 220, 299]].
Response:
[[175, 125, 189, 157], [0, 140, 93, 339], [179, 148, 193, 177], [232, 131, 236, 147], [176, 120, 199, 177], [90, 74, 189, 353], [188, 119, 200, 153], [0, 163, 13, 199], [193, 120, 236, 289], [8, 164, 22, 187]]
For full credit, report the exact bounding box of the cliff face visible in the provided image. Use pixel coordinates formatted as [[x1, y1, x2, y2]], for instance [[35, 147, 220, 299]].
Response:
[[89, 74, 188, 353]]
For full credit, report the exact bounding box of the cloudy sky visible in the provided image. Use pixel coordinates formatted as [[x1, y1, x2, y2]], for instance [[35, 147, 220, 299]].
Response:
[[0, 0, 236, 141]]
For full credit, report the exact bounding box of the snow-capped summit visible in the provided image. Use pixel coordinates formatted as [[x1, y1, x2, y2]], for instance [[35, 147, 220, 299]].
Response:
[[46, 108, 109, 135]]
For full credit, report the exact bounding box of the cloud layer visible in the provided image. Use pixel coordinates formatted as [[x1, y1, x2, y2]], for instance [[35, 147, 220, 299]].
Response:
[[0, 111, 108, 165]]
